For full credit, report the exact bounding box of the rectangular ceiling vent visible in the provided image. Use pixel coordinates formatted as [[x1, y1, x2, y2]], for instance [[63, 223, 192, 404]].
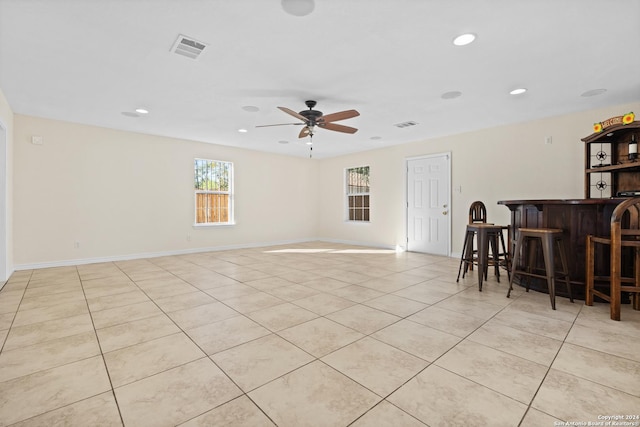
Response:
[[171, 35, 208, 60], [394, 121, 418, 128]]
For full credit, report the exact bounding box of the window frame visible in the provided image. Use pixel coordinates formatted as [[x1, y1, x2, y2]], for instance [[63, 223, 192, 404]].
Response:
[[193, 158, 234, 226], [345, 165, 370, 223]]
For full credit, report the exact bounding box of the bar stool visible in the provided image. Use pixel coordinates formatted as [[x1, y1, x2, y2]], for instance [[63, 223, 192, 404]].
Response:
[[508, 228, 573, 310], [457, 201, 490, 278], [492, 225, 511, 280], [586, 197, 640, 321], [466, 200, 490, 272], [457, 223, 511, 291]]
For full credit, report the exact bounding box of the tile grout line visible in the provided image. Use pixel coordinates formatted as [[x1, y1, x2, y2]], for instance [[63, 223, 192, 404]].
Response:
[[4, 248, 639, 425], [0, 269, 32, 354], [76, 264, 128, 427], [114, 257, 287, 426], [515, 299, 586, 426]]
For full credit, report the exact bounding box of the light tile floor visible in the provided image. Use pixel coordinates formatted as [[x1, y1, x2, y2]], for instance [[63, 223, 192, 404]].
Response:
[[1, 241, 640, 426]]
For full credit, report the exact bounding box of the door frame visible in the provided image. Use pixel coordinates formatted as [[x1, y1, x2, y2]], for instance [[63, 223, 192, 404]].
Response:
[[405, 152, 452, 256], [0, 119, 7, 283]]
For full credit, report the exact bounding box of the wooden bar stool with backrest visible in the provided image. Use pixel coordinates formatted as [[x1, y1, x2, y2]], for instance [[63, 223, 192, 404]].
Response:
[[457, 201, 511, 286], [508, 228, 573, 310], [460, 201, 489, 273], [457, 201, 489, 282], [586, 197, 640, 321]]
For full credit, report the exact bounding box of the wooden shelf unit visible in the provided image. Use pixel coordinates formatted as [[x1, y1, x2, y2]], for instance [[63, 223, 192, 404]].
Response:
[[583, 121, 640, 198]]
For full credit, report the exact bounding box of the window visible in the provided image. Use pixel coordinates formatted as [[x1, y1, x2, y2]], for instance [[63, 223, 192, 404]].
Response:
[[346, 166, 370, 221], [194, 159, 233, 225]]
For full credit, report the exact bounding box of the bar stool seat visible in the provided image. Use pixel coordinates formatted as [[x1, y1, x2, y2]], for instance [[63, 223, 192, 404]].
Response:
[[457, 223, 511, 291], [508, 227, 573, 310]]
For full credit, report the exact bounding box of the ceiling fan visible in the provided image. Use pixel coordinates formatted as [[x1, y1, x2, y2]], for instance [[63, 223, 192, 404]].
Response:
[[257, 100, 360, 138]]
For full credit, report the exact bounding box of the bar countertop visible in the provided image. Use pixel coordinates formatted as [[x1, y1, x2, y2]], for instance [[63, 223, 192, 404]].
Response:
[[497, 198, 628, 298], [498, 198, 625, 208]]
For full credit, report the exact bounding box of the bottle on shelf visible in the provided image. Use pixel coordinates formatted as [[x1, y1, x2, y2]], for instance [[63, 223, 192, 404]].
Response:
[[629, 134, 638, 161]]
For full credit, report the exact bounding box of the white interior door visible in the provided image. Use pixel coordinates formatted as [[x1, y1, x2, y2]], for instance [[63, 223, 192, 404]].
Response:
[[407, 153, 451, 255]]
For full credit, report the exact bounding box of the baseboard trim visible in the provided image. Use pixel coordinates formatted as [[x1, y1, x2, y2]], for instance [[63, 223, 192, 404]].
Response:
[[13, 238, 317, 271], [318, 238, 401, 251], [12, 239, 460, 272]]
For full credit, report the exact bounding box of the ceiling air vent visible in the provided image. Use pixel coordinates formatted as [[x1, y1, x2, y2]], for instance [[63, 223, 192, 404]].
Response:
[[171, 35, 207, 60], [394, 121, 418, 128]]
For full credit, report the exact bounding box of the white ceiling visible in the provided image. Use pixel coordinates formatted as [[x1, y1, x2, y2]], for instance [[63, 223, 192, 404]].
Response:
[[1, 0, 639, 159]]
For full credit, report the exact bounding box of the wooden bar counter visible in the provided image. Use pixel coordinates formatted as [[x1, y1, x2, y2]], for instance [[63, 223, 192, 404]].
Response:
[[498, 198, 627, 299]]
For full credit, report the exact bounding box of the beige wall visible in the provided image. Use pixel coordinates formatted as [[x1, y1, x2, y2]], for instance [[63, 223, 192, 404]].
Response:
[[10, 101, 640, 269], [317, 102, 640, 255], [13, 115, 319, 267], [0, 89, 14, 279]]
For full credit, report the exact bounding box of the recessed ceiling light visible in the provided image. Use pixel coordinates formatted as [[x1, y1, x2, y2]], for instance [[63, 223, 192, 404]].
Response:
[[281, 0, 315, 16], [242, 105, 260, 112], [441, 91, 462, 100], [510, 88, 527, 95], [453, 33, 476, 46], [135, 108, 149, 114], [238, 128, 248, 133], [305, 141, 313, 145], [581, 88, 607, 97], [278, 140, 289, 144], [370, 136, 382, 140], [121, 111, 140, 118]]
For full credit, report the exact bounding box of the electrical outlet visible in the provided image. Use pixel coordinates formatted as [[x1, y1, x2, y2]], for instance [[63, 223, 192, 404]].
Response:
[[74, 241, 80, 249]]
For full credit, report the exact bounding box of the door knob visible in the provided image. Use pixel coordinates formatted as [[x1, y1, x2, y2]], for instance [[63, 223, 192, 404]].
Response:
[[442, 211, 448, 215]]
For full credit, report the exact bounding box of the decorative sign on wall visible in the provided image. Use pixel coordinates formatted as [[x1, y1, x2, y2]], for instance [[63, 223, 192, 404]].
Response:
[[593, 112, 635, 133]]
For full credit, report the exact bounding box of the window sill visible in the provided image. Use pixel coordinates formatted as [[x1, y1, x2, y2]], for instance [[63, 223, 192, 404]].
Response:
[[192, 222, 236, 228], [345, 220, 371, 225]]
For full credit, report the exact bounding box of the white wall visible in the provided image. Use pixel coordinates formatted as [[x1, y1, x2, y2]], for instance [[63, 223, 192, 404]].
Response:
[[318, 151, 409, 249], [0, 89, 14, 280], [11, 102, 640, 268], [317, 102, 640, 255], [13, 115, 319, 267]]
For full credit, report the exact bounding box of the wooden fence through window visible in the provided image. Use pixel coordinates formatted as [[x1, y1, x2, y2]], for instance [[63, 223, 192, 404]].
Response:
[[196, 193, 229, 223]]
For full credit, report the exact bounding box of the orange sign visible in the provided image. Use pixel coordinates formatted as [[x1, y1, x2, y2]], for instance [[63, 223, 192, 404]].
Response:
[[593, 112, 635, 133]]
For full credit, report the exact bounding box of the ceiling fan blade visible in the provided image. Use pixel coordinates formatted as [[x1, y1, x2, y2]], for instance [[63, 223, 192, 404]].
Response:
[[319, 109, 360, 123], [319, 122, 358, 134], [298, 127, 310, 138], [278, 106, 309, 123], [255, 123, 304, 128]]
